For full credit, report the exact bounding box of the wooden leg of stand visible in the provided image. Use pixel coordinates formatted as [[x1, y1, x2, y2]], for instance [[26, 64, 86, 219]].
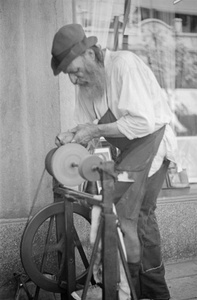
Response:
[[64, 200, 76, 298], [103, 213, 118, 300], [55, 197, 76, 300]]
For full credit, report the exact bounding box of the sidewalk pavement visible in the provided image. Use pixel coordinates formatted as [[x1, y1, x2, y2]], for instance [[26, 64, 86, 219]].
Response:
[[72, 259, 197, 300], [165, 259, 197, 300], [1, 259, 197, 299], [78, 259, 197, 300]]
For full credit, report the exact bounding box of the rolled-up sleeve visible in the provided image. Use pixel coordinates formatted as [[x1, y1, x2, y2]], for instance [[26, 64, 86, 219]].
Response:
[[112, 58, 156, 139]]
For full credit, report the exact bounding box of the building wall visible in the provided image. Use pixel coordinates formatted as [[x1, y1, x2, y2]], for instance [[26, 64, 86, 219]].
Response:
[[0, 0, 76, 220], [0, 0, 75, 292]]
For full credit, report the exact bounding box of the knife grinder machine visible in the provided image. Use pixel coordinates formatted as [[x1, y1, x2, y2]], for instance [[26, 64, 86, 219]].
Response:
[[20, 143, 137, 300]]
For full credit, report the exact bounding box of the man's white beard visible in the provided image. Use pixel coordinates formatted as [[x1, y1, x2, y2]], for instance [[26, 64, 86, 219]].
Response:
[[78, 66, 106, 102]]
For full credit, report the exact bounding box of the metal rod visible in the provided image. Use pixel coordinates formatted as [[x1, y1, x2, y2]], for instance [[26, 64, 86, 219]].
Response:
[[71, 163, 78, 167]]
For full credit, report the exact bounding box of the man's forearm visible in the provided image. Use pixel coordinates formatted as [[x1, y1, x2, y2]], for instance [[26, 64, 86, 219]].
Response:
[[97, 122, 125, 138], [68, 122, 125, 145]]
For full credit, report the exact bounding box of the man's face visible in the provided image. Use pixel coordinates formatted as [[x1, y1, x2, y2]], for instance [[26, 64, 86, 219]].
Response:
[[64, 49, 106, 100], [64, 54, 90, 86]]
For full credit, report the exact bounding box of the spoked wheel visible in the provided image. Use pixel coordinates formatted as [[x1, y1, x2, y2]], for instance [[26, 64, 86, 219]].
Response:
[[20, 201, 92, 293]]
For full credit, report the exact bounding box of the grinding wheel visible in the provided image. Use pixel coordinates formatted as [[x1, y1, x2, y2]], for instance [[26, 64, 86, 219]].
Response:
[[45, 148, 57, 176], [78, 155, 103, 182], [45, 143, 89, 186]]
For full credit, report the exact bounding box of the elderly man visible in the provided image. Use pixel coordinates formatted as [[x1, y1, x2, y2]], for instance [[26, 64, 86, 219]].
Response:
[[51, 24, 178, 300]]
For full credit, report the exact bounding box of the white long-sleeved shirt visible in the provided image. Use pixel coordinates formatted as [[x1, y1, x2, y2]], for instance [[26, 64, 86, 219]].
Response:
[[75, 49, 179, 176]]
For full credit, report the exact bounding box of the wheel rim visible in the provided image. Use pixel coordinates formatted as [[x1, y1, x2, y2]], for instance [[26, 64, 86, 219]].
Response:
[[20, 202, 91, 293]]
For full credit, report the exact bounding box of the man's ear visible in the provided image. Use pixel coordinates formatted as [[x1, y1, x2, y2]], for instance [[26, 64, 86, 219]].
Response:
[[86, 48, 95, 61]]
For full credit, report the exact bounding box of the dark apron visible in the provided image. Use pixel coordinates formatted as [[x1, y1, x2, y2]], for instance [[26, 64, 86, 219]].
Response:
[[98, 108, 165, 191]]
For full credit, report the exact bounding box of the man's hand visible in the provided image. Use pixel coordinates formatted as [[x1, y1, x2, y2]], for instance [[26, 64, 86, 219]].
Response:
[[55, 131, 75, 147], [55, 123, 99, 147], [70, 123, 99, 146], [55, 122, 123, 147]]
